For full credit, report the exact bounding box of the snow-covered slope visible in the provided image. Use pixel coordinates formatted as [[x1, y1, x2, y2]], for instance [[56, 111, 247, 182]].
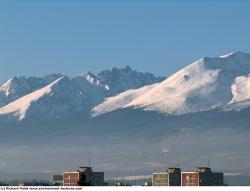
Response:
[[93, 51, 250, 116], [0, 77, 63, 120], [93, 84, 157, 116], [0, 74, 62, 107]]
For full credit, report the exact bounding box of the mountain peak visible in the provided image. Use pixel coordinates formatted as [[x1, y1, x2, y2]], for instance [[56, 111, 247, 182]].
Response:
[[93, 51, 250, 116], [0, 77, 64, 121]]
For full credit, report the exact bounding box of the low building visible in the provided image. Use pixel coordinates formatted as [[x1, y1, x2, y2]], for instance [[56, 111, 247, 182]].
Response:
[[63, 166, 104, 186]]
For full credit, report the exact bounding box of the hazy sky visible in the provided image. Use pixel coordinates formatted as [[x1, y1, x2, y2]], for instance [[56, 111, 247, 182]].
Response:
[[0, 0, 250, 83]]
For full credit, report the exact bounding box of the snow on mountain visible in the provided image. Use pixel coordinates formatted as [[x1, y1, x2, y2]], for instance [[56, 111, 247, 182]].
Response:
[[0, 74, 62, 107], [83, 72, 110, 91], [93, 51, 250, 116], [0, 77, 63, 120], [3, 52, 250, 121]]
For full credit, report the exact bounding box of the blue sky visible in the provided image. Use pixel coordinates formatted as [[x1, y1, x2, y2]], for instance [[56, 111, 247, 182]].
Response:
[[0, 0, 250, 83]]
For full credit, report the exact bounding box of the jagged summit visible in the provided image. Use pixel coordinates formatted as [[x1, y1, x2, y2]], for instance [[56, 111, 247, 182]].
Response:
[[97, 65, 165, 96]]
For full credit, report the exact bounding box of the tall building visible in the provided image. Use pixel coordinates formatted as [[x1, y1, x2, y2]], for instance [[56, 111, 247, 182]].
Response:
[[63, 166, 104, 186], [152, 167, 181, 186]]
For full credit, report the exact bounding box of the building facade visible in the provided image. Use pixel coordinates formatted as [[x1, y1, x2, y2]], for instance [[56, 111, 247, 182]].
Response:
[[63, 172, 79, 186]]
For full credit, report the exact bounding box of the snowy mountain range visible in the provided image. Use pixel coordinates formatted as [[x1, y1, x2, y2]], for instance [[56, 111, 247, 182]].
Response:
[[1, 51, 250, 122], [0, 66, 164, 121]]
